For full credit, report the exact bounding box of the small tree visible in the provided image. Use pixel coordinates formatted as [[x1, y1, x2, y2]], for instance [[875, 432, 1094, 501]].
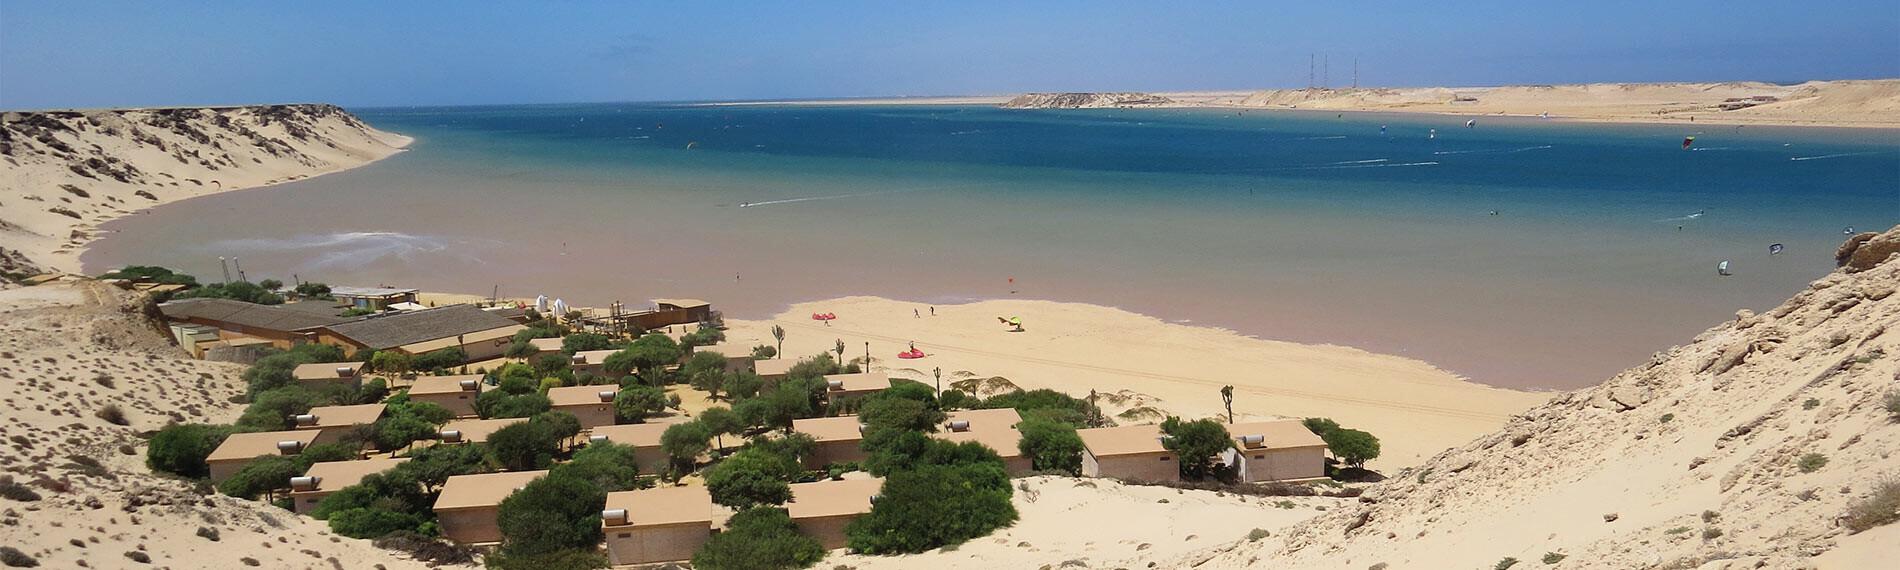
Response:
[[1159, 417, 1232, 480], [698, 406, 743, 450], [1323, 428, 1381, 468], [1016, 417, 1085, 475], [555, 441, 642, 492], [494, 474, 607, 560], [723, 372, 765, 401], [858, 397, 945, 436], [684, 351, 730, 399], [1301, 417, 1341, 436], [704, 449, 797, 510], [258, 278, 283, 290], [1220, 385, 1235, 423], [770, 325, 786, 358], [750, 345, 777, 360], [560, 333, 613, 354], [370, 351, 413, 376], [613, 385, 667, 423], [660, 420, 713, 474], [488, 420, 564, 471], [844, 462, 1017, 553], [147, 423, 233, 478], [691, 507, 823, 570]]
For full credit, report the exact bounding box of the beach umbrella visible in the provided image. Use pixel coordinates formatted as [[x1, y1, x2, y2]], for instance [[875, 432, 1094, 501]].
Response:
[[552, 298, 568, 316], [534, 295, 549, 313]]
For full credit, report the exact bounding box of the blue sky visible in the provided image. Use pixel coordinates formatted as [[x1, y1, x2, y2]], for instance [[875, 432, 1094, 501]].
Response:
[[2, 1, 1896, 109]]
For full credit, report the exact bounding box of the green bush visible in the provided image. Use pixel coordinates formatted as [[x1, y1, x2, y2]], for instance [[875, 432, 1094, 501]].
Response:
[[604, 334, 682, 383], [1160, 417, 1232, 480], [412, 347, 468, 372], [1843, 477, 1900, 533], [614, 385, 668, 423], [495, 474, 607, 559], [1542, 552, 1567, 564], [692, 507, 823, 570], [844, 462, 1017, 553], [480, 391, 552, 419], [1884, 390, 1900, 422], [485, 549, 608, 570], [561, 333, 614, 354], [979, 389, 1098, 426], [370, 351, 413, 376], [554, 442, 642, 492], [858, 397, 945, 436], [750, 345, 777, 360], [1301, 417, 1341, 436], [100, 265, 198, 285], [147, 423, 233, 478], [1495, 557, 1519, 570], [293, 282, 333, 299], [723, 372, 765, 402], [177, 280, 284, 304], [1798, 453, 1828, 473], [660, 421, 713, 473], [1323, 428, 1382, 469], [328, 507, 428, 538], [488, 418, 567, 471], [684, 351, 731, 399], [1017, 417, 1085, 475], [705, 448, 797, 509]]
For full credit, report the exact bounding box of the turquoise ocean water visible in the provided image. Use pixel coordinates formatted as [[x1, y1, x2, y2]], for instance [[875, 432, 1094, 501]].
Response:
[[83, 104, 1900, 388]]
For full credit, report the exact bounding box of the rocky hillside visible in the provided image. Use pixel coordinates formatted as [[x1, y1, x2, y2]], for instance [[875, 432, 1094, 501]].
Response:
[[1000, 92, 1176, 109], [0, 105, 409, 277], [1176, 227, 1900, 569], [0, 280, 442, 569]]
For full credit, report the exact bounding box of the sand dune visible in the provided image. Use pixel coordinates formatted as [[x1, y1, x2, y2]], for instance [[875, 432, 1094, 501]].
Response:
[[0, 105, 410, 278], [724, 296, 1548, 469], [1016, 80, 1900, 128]]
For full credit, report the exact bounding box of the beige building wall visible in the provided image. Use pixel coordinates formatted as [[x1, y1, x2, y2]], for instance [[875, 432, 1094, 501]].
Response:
[[289, 490, 333, 514], [604, 522, 709, 565], [632, 447, 670, 475], [207, 458, 252, 483], [1003, 456, 1033, 475], [553, 402, 616, 429], [795, 515, 860, 550], [1085, 451, 1180, 482], [805, 440, 865, 470], [437, 507, 504, 544], [413, 392, 479, 418], [1238, 446, 1327, 482]]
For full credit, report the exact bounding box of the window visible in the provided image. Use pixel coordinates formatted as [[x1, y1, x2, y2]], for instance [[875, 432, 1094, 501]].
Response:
[[616, 533, 631, 538], [1159, 456, 1172, 461], [1253, 454, 1264, 459]]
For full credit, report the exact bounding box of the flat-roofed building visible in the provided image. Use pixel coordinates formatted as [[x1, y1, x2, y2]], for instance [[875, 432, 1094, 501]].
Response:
[[723, 354, 756, 375], [291, 361, 364, 392], [821, 372, 891, 402], [437, 418, 528, 445], [407, 374, 485, 418], [317, 305, 525, 363], [938, 408, 1032, 474], [568, 349, 618, 378], [791, 416, 866, 469], [526, 337, 564, 357], [205, 430, 325, 482], [547, 385, 619, 429], [754, 358, 796, 384], [1225, 420, 1328, 483], [291, 403, 386, 446], [288, 458, 407, 514], [588, 422, 676, 474], [1077, 423, 1178, 482], [434, 470, 548, 544], [601, 485, 714, 565], [785, 478, 883, 549]]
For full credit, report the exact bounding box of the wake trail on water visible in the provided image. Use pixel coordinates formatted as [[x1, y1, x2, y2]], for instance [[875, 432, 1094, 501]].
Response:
[[1286, 161, 1439, 171], [1288, 135, 1347, 141], [1431, 145, 1553, 155], [735, 183, 987, 209], [1790, 151, 1881, 161], [1327, 158, 1389, 165]]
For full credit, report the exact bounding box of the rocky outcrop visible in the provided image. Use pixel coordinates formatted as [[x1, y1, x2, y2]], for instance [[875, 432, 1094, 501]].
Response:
[[1001, 92, 1176, 109], [1176, 226, 1900, 568]]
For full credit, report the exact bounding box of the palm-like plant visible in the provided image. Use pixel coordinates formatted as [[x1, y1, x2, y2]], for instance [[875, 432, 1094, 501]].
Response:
[[833, 339, 846, 368], [771, 325, 786, 359]]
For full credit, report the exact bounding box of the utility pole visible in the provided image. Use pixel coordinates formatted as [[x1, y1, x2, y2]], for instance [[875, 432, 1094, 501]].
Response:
[[933, 367, 942, 398]]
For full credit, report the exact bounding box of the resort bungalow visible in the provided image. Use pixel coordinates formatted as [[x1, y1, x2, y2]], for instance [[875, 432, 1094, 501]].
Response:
[[589, 422, 677, 474], [157, 297, 356, 349], [546, 385, 619, 429], [329, 286, 420, 311], [567, 349, 618, 377], [821, 372, 892, 403], [406, 374, 485, 417], [640, 299, 713, 329], [601, 485, 714, 565], [526, 337, 564, 357], [754, 358, 796, 385], [205, 430, 324, 483], [1225, 420, 1329, 483], [316, 305, 526, 362], [287, 457, 407, 514], [1077, 423, 1178, 482], [791, 416, 866, 469], [291, 361, 364, 391], [938, 408, 1032, 474], [723, 354, 756, 375], [437, 418, 528, 445], [292, 403, 387, 446], [434, 470, 548, 544], [785, 478, 883, 549]]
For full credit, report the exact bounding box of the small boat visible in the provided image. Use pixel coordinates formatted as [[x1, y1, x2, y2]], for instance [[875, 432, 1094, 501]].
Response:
[[1717, 260, 1732, 276]]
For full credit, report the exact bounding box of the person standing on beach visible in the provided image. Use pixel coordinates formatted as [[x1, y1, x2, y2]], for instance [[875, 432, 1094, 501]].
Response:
[[914, 309, 921, 318], [930, 306, 936, 316]]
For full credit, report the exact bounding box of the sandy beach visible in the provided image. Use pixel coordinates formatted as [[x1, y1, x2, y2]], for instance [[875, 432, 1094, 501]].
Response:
[[724, 296, 1548, 468]]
